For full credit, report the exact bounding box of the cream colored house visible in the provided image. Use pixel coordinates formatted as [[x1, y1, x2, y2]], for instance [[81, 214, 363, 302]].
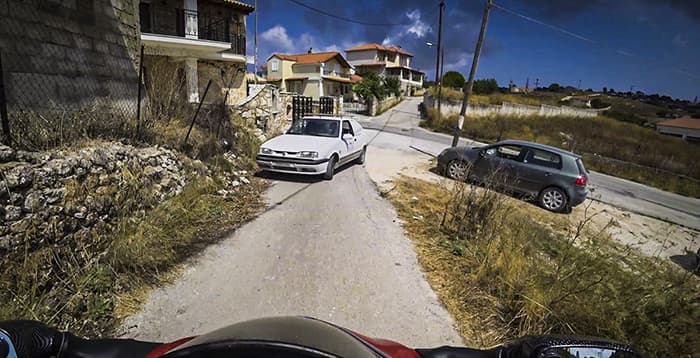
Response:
[[139, 0, 254, 105], [345, 43, 424, 95], [265, 52, 354, 100]]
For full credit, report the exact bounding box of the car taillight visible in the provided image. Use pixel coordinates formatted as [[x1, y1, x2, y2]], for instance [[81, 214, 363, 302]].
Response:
[[575, 175, 587, 187]]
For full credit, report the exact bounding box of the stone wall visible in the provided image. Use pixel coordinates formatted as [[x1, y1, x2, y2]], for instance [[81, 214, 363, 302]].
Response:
[[198, 60, 247, 106], [236, 84, 292, 139], [0, 0, 141, 111], [369, 96, 403, 116], [423, 94, 601, 118], [0, 143, 189, 250]]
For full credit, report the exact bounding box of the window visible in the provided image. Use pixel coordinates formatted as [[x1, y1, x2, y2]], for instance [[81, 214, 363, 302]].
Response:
[[495, 145, 525, 161], [525, 148, 562, 169], [270, 59, 279, 71], [342, 121, 354, 136]]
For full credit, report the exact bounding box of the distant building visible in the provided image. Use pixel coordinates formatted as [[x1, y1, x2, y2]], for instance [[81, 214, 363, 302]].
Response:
[[345, 43, 424, 95], [656, 117, 700, 141], [265, 51, 353, 100]]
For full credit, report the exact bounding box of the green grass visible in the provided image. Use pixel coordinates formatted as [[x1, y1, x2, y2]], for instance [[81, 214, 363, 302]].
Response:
[[389, 177, 699, 356], [421, 109, 700, 198]]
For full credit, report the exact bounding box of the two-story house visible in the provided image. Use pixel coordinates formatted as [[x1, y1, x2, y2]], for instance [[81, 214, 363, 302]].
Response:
[[139, 0, 254, 105], [345, 43, 424, 95], [265, 51, 354, 100]]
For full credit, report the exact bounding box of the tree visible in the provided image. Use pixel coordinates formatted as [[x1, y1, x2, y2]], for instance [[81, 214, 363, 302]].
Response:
[[441, 71, 465, 89], [602, 87, 608, 93], [609, 88, 616, 93], [383, 76, 402, 98], [353, 72, 386, 101], [472, 78, 498, 94], [548, 83, 562, 92]]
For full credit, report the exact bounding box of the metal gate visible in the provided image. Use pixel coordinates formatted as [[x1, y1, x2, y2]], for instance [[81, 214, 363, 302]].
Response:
[[319, 96, 334, 115], [292, 95, 313, 122]]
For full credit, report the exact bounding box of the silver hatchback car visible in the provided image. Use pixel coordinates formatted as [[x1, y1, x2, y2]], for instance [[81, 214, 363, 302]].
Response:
[[437, 140, 589, 213]]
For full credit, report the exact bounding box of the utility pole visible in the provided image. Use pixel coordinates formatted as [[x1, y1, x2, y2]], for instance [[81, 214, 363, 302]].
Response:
[[438, 47, 444, 117], [435, 0, 445, 112], [577, 79, 581, 90], [525, 77, 529, 92], [535, 78, 540, 89], [254, 0, 258, 84], [453, 0, 492, 147]]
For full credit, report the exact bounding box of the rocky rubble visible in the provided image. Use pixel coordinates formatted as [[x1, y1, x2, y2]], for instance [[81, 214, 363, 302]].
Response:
[[0, 143, 190, 251]]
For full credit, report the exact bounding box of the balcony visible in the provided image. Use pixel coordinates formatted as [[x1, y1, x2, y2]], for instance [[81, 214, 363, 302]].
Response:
[[322, 69, 350, 79], [139, 4, 246, 55]]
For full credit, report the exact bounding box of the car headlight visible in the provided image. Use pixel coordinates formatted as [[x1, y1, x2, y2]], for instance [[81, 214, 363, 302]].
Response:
[[299, 151, 319, 158], [260, 147, 272, 154]]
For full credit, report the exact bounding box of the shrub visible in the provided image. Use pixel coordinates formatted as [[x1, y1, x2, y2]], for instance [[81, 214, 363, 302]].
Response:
[[442, 71, 466, 89], [473, 78, 499, 95]]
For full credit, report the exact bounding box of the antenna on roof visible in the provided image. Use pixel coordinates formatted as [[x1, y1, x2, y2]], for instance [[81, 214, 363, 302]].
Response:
[[308, 47, 313, 54]]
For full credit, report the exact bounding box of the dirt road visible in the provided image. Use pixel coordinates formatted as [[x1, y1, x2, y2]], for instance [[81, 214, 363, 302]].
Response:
[[121, 143, 462, 346]]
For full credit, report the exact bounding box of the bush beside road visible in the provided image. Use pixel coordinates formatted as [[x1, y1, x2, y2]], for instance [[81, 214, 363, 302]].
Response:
[[386, 176, 699, 356]]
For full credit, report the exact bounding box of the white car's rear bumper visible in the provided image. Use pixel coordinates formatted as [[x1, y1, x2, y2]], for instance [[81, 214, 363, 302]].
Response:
[[256, 155, 329, 175]]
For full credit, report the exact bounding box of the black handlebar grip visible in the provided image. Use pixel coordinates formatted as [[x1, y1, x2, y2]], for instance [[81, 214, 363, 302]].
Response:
[[0, 340, 9, 357], [0, 320, 65, 358], [62, 333, 161, 358]]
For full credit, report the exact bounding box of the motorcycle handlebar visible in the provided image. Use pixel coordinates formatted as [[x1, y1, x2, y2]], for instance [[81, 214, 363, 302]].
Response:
[[60, 334, 161, 358]]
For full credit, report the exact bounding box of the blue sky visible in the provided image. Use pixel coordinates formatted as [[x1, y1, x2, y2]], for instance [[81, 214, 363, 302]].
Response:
[[246, 0, 700, 100]]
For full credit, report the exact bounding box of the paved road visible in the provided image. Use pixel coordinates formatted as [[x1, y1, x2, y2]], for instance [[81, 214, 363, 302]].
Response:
[[349, 98, 700, 230], [122, 146, 462, 346]]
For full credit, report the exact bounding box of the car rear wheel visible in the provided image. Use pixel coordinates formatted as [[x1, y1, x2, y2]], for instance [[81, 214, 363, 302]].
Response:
[[323, 155, 337, 180], [539, 187, 568, 212], [446, 160, 469, 181], [356, 147, 366, 165]]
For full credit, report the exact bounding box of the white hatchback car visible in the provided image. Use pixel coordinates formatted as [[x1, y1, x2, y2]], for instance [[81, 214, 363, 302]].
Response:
[[256, 116, 369, 180]]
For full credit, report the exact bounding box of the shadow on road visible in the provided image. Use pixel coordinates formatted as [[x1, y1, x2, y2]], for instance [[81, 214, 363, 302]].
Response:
[[670, 251, 700, 276], [255, 162, 357, 184]]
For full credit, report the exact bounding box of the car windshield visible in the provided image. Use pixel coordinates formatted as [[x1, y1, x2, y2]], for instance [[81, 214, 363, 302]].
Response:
[[287, 119, 340, 138]]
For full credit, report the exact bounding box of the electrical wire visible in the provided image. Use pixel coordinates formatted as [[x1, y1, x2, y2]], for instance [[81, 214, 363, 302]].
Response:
[[491, 1, 700, 82], [285, 0, 408, 27]]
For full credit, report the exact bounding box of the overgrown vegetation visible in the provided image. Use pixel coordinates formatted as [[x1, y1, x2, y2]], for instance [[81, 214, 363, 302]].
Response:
[[426, 87, 543, 106], [0, 58, 268, 335], [421, 109, 700, 197], [388, 176, 699, 356], [353, 72, 401, 101], [0, 152, 265, 336]]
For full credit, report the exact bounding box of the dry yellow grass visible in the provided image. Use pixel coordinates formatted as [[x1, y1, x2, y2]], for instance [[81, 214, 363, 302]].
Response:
[[387, 176, 699, 355]]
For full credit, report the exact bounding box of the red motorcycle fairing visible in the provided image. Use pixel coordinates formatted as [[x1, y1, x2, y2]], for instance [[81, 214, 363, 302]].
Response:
[[352, 333, 422, 358], [146, 316, 419, 358]]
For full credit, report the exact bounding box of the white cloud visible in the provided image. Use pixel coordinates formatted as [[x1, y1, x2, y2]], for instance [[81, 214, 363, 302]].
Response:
[[405, 9, 430, 38], [260, 25, 294, 52]]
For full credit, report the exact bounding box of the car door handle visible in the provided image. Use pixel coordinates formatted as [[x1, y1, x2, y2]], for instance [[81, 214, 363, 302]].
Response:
[[544, 172, 552, 176]]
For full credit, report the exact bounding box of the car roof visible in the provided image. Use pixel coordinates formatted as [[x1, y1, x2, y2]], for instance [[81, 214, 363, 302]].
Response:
[[301, 116, 348, 121], [496, 139, 581, 158]]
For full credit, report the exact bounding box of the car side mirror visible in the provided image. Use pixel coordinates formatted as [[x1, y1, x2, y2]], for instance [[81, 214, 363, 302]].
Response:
[[505, 336, 641, 358], [342, 133, 354, 141]]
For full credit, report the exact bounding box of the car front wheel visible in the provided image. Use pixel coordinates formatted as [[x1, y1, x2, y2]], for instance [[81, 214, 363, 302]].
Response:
[[356, 147, 366, 165], [446, 160, 469, 181], [323, 155, 337, 180], [539, 187, 568, 212]]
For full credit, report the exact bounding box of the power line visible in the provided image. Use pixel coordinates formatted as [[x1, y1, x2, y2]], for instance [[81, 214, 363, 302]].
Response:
[[491, 2, 700, 82], [285, 0, 407, 27], [492, 3, 595, 44]]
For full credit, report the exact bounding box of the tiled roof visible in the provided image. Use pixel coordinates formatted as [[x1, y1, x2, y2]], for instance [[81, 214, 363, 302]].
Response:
[[269, 52, 351, 67], [350, 74, 363, 83], [345, 43, 413, 57], [322, 76, 353, 84], [657, 117, 700, 129], [220, 0, 255, 13]]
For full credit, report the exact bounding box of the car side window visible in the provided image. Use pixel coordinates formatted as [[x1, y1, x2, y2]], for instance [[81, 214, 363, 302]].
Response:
[[496, 145, 526, 162], [350, 120, 362, 136], [342, 121, 354, 136], [525, 148, 562, 169]]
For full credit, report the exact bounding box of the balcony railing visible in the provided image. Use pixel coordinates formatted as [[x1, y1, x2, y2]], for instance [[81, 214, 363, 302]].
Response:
[[322, 70, 350, 78], [140, 5, 246, 55]]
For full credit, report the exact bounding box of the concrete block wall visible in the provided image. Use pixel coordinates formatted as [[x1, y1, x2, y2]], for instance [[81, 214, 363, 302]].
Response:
[[0, 0, 140, 111], [423, 93, 599, 118]]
